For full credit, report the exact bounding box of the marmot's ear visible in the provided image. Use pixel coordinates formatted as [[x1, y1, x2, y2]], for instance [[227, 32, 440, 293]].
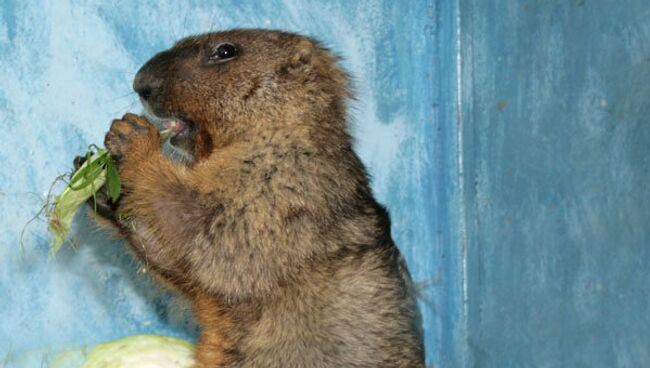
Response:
[[289, 38, 313, 68]]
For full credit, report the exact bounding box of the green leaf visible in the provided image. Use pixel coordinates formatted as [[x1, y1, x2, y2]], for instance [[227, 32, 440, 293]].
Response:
[[47, 147, 113, 256], [48, 156, 107, 256], [105, 159, 122, 203], [68, 150, 109, 190]]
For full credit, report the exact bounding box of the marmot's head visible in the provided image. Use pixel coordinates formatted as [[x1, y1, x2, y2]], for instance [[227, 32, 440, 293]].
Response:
[[134, 29, 350, 161]]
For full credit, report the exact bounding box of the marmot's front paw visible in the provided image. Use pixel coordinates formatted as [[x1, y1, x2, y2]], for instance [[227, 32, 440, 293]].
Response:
[[105, 113, 160, 162]]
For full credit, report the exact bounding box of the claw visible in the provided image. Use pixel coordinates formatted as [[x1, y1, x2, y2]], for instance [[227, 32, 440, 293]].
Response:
[[88, 185, 119, 222], [72, 154, 119, 222], [73, 155, 87, 171]]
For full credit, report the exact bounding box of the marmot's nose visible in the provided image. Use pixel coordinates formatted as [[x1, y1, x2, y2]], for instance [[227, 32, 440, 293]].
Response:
[[133, 71, 160, 101], [136, 86, 153, 100], [134, 49, 179, 102]]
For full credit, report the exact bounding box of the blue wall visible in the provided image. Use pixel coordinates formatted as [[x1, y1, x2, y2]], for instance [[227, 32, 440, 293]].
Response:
[[458, 0, 650, 366], [2, 1, 649, 367]]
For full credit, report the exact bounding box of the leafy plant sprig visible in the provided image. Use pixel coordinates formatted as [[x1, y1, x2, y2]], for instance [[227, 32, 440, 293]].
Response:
[[47, 146, 121, 255], [45, 124, 176, 256]]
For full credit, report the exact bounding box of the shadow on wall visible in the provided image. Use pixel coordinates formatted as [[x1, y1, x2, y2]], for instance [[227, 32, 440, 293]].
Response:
[[60, 213, 198, 334]]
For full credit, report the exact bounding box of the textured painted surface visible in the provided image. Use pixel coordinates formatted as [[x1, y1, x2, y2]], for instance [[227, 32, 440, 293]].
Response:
[[458, 0, 650, 366], [0, 1, 446, 366], [6, 1, 646, 367]]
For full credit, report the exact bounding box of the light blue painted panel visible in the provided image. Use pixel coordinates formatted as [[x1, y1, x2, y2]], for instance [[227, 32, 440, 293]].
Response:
[[0, 1, 448, 366], [458, 1, 650, 366]]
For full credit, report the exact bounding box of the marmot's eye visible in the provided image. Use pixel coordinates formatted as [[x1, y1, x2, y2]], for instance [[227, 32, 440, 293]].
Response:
[[208, 43, 238, 63]]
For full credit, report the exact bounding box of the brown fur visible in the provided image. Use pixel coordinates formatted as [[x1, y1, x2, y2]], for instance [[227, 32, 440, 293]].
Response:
[[93, 29, 424, 367]]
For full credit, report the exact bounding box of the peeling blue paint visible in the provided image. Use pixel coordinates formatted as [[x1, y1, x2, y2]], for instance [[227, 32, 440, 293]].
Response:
[[459, 0, 650, 366], [0, 0, 19, 44]]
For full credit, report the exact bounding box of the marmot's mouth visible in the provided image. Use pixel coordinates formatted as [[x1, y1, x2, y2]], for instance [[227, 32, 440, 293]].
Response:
[[143, 112, 192, 141], [144, 110, 197, 159], [162, 119, 186, 137], [140, 101, 190, 138]]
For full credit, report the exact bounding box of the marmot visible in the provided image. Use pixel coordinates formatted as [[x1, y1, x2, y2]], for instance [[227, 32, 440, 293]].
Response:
[[85, 29, 424, 367]]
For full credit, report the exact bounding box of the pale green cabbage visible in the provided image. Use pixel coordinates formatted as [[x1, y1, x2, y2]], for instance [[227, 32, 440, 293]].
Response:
[[80, 335, 195, 368]]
